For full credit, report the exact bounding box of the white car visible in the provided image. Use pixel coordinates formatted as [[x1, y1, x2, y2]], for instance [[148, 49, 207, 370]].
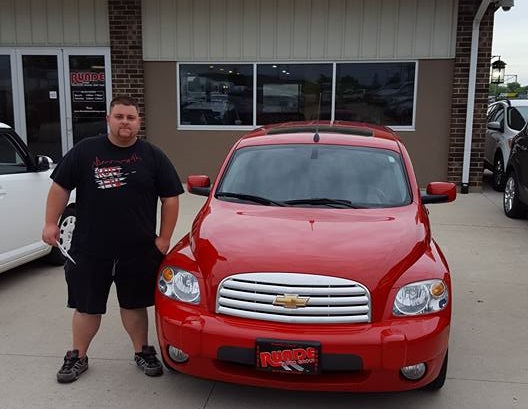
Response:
[[0, 122, 75, 274], [484, 99, 528, 191]]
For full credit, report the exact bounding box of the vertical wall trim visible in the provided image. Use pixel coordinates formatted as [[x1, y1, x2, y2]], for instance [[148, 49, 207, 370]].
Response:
[[108, 0, 145, 134]]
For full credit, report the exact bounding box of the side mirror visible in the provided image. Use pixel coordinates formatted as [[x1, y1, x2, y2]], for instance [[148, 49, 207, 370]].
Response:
[[187, 175, 211, 197], [36, 155, 53, 171], [487, 121, 502, 132], [421, 182, 457, 204]]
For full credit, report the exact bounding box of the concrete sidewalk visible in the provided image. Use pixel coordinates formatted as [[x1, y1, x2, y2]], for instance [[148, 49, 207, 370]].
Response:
[[0, 185, 527, 409]]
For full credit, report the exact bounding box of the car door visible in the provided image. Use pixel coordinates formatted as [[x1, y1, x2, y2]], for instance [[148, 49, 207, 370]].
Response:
[[485, 103, 502, 165], [516, 129, 528, 201], [0, 129, 52, 272]]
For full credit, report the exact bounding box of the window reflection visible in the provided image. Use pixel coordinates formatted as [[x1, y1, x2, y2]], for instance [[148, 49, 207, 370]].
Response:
[[218, 145, 411, 208], [69, 55, 108, 144], [257, 64, 332, 125], [177, 62, 416, 128], [0, 55, 14, 128], [335, 63, 415, 126], [179, 64, 253, 126]]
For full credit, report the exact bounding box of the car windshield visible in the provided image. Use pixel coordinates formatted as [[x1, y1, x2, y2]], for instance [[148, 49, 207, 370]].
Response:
[[216, 144, 411, 208]]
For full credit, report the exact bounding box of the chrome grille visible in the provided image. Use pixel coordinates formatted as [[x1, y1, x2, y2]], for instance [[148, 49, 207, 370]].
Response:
[[217, 272, 371, 324]]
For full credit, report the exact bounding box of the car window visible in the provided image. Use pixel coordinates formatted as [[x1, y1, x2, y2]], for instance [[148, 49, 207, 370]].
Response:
[[515, 106, 528, 123], [487, 104, 500, 122], [509, 107, 527, 131], [490, 106, 505, 126], [217, 144, 411, 208], [0, 133, 28, 175]]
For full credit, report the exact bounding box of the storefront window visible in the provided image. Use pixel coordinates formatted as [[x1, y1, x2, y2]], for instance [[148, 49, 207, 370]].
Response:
[[0, 55, 14, 128], [257, 64, 332, 125], [177, 61, 416, 129], [179, 64, 253, 126], [335, 62, 416, 126]]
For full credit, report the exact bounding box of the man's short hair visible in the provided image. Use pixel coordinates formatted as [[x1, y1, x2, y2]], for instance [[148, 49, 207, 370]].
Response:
[[109, 95, 139, 113]]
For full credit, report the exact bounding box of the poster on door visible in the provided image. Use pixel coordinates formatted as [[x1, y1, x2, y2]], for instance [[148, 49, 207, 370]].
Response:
[[69, 57, 107, 144], [70, 71, 106, 114]]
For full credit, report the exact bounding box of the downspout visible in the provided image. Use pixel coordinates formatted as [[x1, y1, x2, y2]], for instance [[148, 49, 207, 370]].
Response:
[[461, 0, 494, 193]]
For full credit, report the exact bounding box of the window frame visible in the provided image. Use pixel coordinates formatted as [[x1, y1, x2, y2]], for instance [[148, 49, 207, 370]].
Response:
[[0, 129, 31, 175], [177, 61, 418, 132]]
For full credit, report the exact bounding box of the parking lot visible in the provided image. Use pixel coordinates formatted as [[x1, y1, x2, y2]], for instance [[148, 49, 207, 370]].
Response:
[[1, 180, 527, 409]]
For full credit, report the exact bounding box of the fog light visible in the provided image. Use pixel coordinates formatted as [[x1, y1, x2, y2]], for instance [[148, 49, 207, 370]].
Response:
[[168, 345, 189, 363], [400, 363, 426, 380]]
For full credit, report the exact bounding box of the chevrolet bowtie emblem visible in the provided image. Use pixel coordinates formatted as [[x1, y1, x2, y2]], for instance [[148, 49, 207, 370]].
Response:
[[273, 294, 310, 309]]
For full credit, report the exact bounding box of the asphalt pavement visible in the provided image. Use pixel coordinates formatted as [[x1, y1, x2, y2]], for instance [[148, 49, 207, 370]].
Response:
[[1, 180, 527, 409]]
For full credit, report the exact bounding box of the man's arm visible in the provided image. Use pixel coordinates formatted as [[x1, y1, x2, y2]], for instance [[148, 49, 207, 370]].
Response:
[[156, 196, 180, 254], [42, 182, 71, 246]]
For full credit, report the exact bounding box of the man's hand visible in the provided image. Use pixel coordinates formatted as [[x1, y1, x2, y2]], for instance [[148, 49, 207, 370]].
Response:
[[42, 223, 60, 246], [155, 236, 171, 255], [42, 182, 71, 246]]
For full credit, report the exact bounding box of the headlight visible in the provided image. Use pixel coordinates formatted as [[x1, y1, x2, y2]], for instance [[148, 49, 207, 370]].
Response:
[[158, 266, 200, 304], [393, 279, 448, 316]]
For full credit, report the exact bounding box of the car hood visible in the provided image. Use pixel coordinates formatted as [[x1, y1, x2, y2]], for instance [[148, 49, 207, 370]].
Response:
[[189, 200, 429, 291]]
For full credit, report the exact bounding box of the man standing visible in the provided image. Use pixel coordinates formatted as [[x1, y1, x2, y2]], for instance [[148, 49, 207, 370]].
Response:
[[42, 95, 184, 383]]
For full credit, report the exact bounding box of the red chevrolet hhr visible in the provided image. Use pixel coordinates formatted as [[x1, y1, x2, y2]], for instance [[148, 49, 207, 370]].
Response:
[[155, 122, 456, 392]]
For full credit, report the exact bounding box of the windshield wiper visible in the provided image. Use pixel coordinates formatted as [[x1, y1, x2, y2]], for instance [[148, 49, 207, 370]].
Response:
[[283, 198, 365, 208], [216, 192, 287, 207]]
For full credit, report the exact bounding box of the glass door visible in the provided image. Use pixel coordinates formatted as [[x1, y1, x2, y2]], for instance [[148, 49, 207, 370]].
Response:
[[64, 50, 112, 146], [6, 48, 110, 160], [20, 54, 63, 160]]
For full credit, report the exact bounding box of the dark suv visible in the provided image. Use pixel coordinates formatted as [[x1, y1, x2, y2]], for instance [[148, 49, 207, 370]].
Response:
[[503, 126, 528, 218]]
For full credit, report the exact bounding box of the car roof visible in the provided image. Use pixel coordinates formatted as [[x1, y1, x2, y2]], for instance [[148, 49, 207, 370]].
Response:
[[236, 121, 403, 151], [510, 99, 528, 106], [492, 98, 528, 107]]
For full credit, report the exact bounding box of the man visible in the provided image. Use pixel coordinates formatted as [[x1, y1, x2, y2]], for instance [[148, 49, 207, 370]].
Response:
[[42, 95, 184, 383]]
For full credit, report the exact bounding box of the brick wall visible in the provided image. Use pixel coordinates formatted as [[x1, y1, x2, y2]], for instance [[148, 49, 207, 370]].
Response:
[[108, 0, 145, 134], [448, 0, 495, 191]]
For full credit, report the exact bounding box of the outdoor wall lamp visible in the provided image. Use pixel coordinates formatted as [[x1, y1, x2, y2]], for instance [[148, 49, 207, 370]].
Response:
[[490, 56, 506, 84]]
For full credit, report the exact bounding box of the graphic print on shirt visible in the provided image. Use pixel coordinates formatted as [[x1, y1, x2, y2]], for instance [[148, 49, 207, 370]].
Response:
[[93, 154, 141, 190]]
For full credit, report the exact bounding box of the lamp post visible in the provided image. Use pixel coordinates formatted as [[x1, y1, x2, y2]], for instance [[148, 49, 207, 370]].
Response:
[[490, 56, 506, 84]]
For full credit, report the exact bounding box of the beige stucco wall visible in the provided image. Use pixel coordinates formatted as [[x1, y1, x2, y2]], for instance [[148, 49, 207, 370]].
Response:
[[142, 0, 457, 61], [144, 59, 453, 187]]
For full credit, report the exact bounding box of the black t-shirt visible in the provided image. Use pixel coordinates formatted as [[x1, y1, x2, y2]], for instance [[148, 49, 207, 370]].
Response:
[[51, 135, 184, 258]]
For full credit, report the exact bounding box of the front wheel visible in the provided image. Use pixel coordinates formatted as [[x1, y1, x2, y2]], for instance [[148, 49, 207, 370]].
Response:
[[47, 206, 77, 265], [503, 172, 527, 219]]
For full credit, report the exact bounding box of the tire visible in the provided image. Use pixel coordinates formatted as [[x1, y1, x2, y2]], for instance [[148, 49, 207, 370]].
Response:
[[492, 154, 506, 191], [47, 206, 77, 265], [423, 351, 448, 391], [503, 171, 527, 219]]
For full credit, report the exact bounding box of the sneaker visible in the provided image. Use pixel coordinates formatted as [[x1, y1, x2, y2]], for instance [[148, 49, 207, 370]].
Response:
[[134, 345, 163, 377], [57, 350, 88, 383]]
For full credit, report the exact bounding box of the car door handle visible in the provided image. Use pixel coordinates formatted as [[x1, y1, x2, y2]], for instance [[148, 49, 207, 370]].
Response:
[[0, 189, 6, 199]]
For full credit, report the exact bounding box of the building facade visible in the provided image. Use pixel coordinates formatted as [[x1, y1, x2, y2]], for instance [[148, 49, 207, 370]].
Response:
[[0, 0, 498, 190]]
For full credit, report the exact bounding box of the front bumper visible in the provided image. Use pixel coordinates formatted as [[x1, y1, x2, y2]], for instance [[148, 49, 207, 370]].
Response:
[[155, 300, 450, 392]]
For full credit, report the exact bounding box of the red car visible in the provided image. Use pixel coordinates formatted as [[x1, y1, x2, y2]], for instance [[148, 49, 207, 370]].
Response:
[[155, 121, 456, 392]]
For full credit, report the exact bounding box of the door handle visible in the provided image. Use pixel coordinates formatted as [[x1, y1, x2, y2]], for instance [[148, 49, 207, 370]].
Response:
[[0, 188, 7, 199]]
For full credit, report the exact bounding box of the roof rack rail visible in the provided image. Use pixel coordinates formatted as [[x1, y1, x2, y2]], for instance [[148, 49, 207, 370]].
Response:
[[495, 97, 512, 106]]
